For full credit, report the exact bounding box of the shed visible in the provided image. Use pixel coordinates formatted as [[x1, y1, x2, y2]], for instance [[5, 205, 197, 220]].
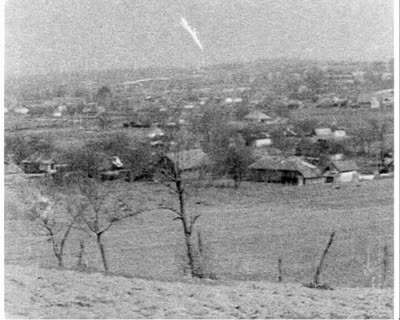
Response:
[[248, 156, 324, 186], [244, 111, 272, 123]]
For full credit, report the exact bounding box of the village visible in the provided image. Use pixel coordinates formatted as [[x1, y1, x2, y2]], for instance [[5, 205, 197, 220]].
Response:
[[3, 0, 396, 316], [4, 58, 394, 187]]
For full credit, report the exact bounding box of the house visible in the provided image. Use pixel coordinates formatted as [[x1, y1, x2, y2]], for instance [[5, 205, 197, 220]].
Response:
[[370, 97, 380, 109], [332, 129, 347, 139], [96, 154, 131, 181], [324, 160, 359, 183], [381, 73, 393, 81], [310, 128, 333, 140], [243, 132, 273, 148], [352, 71, 366, 83], [82, 102, 99, 114], [253, 137, 273, 148], [147, 127, 165, 139], [248, 156, 324, 186], [287, 100, 303, 110], [357, 94, 372, 108], [244, 111, 272, 123], [309, 128, 347, 142], [21, 152, 62, 174], [373, 89, 394, 108], [316, 98, 335, 108], [14, 106, 30, 115], [4, 159, 24, 175], [162, 149, 210, 180]]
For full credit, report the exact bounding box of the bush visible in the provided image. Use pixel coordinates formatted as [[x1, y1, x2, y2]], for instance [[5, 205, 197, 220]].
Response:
[[5, 134, 54, 164]]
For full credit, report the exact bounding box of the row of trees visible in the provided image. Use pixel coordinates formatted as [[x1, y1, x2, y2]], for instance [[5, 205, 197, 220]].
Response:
[[25, 141, 212, 278]]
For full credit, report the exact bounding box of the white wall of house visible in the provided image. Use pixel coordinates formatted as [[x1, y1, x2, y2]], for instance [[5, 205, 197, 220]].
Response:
[[337, 171, 357, 183], [254, 138, 272, 148]]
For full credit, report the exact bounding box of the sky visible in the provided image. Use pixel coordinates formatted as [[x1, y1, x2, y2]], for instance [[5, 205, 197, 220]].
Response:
[[4, 0, 395, 76]]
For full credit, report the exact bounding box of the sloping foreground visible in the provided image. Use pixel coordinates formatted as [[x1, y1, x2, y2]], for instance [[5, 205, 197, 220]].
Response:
[[5, 265, 393, 319]]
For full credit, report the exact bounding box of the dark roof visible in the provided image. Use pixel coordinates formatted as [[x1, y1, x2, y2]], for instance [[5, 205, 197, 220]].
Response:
[[249, 156, 321, 178], [331, 160, 359, 172], [166, 149, 210, 171]]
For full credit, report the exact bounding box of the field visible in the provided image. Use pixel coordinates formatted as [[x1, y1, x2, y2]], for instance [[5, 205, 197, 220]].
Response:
[[5, 176, 393, 288], [4, 174, 394, 318], [5, 264, 393, 319]]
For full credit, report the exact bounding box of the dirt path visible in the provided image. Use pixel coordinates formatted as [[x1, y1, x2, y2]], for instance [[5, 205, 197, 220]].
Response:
[[5, 264, 393, 319]]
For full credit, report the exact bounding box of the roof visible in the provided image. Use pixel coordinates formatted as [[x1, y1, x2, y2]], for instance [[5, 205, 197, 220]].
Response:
[[14, 107, 30, 114], [249, 156, 321, 178], [357, 94, 371, 104], [331, 160, 359, 172], [166, 149, 210, 171], [314, 128, 332, 137], [148, 128, 165, 138], [5, 161, 24, 174], [244, 110, 271, 121]]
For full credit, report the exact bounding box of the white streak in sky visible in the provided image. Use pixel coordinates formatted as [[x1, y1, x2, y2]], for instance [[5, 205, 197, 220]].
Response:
[[180, 17, 204, 51]]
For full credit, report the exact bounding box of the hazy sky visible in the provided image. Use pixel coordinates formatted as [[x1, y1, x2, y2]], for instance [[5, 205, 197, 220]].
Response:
[[4, 0, 394, 75]]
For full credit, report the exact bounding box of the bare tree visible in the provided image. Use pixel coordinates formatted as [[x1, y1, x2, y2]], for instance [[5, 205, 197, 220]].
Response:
[[73, 179, 147, 273], [27, 182, 79, 268], [155, 141, 204, 278]]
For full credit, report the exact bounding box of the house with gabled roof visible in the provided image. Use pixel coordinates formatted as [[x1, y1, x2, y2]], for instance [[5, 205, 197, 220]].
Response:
[[248, 156, 325, 186], [308, 127, 348, 142], [21, 152, 66, 174], [244, 110, 272, 123], [157, 148, 211, 181], [324, 160, 359, 183]]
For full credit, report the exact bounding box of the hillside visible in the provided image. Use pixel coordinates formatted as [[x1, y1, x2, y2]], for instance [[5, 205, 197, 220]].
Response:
[[4, 174, 394, 318], [5, 264, 393, 319]]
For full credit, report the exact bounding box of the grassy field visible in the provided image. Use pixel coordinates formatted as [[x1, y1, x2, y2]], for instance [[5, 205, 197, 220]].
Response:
[[5, 264, 393, 319], [5, 176, 393, 288]]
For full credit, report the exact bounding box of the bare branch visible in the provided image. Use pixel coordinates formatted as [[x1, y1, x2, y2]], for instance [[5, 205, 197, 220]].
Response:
[[59, 222, 74, 256], [156, 178, 178, 193], [159, 168, 178, 182], [98, 221, 113, 236], [158, 206, 182, 217], [189, 214, 201, 234]]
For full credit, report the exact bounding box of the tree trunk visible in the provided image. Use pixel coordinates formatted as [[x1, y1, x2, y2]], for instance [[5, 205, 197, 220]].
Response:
[[178, 184, 200, 278], [56, 254, 64, 268], [96, 234, 108, 273], [184, 229, 197, 276], [314, 232, 335, 285]]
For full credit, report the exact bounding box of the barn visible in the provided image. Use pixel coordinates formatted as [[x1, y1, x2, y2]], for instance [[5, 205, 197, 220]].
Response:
[[248, 156, 324, 186]]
